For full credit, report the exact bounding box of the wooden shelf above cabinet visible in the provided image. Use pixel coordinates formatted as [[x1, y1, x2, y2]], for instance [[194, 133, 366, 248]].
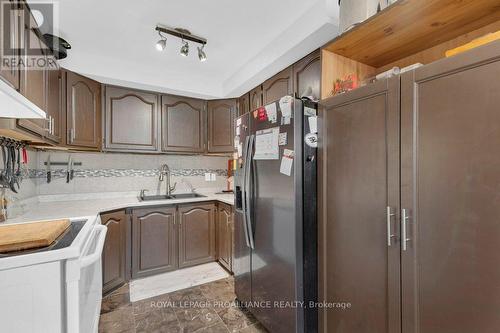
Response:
[[324, 0, 500, 68], [321, 0, 500, 99]]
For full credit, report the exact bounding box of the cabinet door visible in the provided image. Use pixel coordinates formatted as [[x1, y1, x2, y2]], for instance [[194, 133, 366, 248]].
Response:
[[178, 203, 216, 268], [321, 77, 401, 333], [249, 85, 262, 111], [207, 99, 236, 153], [0, 0, 20, 90], [262, 66, 293, 105], [105, 86, 158, 151], [18, 9, 48, 137], [132, 207, 177, 279], [66, 70, 101, 149], [293, 50, 321, 100], [161, 95, 205, 153], [217, 203, 233, 272], [45, 64, 63, 143], [101, 210, 128, 295], [400, 43, 500, 333], [237, 93, 250, 116]]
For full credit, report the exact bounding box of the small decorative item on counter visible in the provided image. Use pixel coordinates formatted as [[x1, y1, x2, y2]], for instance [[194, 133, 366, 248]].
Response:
[[332, 74, 359, 96], [0, 193, 6, 222], [446, 30, 500, 57]]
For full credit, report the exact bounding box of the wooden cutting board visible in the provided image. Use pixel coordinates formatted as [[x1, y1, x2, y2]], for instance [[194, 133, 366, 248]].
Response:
[[0, 219, 70, 253]]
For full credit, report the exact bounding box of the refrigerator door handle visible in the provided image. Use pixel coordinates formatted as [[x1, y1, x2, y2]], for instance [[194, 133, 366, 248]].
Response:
[[386, 206, 396, 246], [401, 208, 411, 251], [241, 136, 251, 248], [245, 134, 255, 249]]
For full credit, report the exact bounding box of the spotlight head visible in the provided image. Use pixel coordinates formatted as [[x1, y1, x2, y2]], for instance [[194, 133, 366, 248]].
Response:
[[155, 38, 166, 51], [180, 41, 189, 57], [197, 45, 207, 62]]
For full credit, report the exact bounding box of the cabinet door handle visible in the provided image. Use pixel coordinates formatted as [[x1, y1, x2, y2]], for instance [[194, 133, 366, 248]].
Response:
[[386, 206, 396, 246], [401, 208, 411, 251]]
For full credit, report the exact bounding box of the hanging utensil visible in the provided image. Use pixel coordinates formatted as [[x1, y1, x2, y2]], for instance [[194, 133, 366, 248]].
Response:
[[8, 145, 17, 193], [15, 145, 21, 188], [46, 155, 51, 183], [0, 145, 6, 187], [66, 156, 71, 183], [70, 157, 74, 181]]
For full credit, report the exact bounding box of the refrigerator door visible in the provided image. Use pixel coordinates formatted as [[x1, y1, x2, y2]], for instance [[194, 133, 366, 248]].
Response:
[[248, 101, 298, 333], [233, 113, 252, 305]]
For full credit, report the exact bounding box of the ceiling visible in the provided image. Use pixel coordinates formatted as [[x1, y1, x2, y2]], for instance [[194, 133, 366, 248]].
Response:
[[39, 0, 339, 99]]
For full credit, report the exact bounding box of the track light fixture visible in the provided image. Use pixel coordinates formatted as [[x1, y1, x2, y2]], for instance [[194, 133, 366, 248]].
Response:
[[154, 25, 207, 62], [180, 39, 189, 57], [197, 45, 207, 62], [155, 32, 167, 51]]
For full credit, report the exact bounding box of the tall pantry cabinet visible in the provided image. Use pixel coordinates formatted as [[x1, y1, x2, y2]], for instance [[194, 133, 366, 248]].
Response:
[[320, 41, 500, 333]]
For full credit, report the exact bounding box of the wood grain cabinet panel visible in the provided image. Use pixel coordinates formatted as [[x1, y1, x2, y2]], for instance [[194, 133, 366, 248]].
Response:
[[0, 0, 20, 90], [249, 85, 263, 111], [217, 203, 233, 272], [262, 66, 293, 105], [45, 64, 63, 144], [293, 50, 321, 100], [66, 70, 101, 149], [207, 99, 236, 153], [105, 86, 158, 151], [132, 207, 177, 279], [101, 210, 128, 295], [17, 8, 48, 137], [178, 203, 216, 268], [237, 93, 250, 116], [161, 95, 205, 153]]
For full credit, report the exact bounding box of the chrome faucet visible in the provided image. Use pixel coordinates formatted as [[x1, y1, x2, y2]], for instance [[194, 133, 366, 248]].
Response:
[[159, 164, 176, 196]]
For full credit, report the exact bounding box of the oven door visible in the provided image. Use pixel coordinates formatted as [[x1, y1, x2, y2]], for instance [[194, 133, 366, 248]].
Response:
[[66, 224, 107, 333]]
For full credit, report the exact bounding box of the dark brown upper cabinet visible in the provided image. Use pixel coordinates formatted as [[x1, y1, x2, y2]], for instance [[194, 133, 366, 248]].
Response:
[[178, 203, 216, 268], [262, 66, 293, 105], [237, 93, 250, 116], [18, 8, 49, 137], [104, 86, 159, 152], [44, 63, 63, 144], [293, 50, 321, 101], [207, 99, 236, 153], [0, 0, 20, 90], [249, 85, 263, 111], [132, 206, 177, 279], [101, 210, 128, 295], [161, 95, 205, 153], [217, 203, 233, 272], [65, 70, 101, 149]]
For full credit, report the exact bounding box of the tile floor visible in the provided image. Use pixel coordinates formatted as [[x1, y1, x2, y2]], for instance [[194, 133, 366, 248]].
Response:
[[99, 277, 268, 333]]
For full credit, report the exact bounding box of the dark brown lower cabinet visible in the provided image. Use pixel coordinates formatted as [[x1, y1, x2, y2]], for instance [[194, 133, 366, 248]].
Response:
[[217, 203, 233, 272], [101, 210, 128, 295], [320, 42, 500, 333], [132, 206, 177, 279], [178, 203, 216, 268]]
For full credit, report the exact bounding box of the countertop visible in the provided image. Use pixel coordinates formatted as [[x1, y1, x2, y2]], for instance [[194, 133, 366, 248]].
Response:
[[6, 189, 234, 224], [0, 189, 234, 270]]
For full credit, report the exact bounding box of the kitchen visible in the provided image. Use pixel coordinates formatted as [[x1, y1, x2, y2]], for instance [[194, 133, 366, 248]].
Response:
[[0, 0, 499, 333]]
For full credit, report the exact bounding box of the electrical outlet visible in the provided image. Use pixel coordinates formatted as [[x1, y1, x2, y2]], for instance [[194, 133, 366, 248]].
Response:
[[205, 173, 211, 181], [210, 173, 216, 181]]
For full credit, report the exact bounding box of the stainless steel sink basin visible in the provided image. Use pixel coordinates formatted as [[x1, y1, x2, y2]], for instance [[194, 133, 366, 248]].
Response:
[[139, 193, 206, 201]]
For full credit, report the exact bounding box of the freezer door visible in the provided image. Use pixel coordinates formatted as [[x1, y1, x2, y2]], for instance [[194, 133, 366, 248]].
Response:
[[233, 113, 252, 304], [248, 101, 297, 333]]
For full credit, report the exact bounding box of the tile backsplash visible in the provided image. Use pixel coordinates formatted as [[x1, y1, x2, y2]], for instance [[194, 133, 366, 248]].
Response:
[[4, 150, 229, 201]]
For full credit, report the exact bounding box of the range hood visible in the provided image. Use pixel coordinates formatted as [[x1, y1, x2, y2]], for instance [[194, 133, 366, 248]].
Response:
[[0, 79, 46, 119]]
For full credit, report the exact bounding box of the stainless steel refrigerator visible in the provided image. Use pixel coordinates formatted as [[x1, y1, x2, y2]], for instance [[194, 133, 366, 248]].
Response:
[[233, 97, 318, 333]]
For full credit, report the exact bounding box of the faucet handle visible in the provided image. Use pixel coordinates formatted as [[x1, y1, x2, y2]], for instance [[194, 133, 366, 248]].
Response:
[[140, 189, 148, 199], [169, 182, 177, 193]]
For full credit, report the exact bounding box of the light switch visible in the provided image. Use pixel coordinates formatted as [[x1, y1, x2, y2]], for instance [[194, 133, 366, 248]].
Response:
[[210, 173, 216, 181], [205, 173, 211, 181]]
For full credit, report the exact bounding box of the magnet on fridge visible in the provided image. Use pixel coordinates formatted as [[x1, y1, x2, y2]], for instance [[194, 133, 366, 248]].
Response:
[[304, 133, 318, 148]]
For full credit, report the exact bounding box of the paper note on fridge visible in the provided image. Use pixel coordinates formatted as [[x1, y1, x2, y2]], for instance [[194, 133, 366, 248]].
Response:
[[265, 103, 277, 123], [254, 127, 280, 160], [280, 149, 294, 176], [279, 96, 293, 118], [308, 116, 318, 134]]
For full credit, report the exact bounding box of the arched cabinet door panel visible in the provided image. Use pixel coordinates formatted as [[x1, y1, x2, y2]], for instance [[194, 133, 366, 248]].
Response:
[[207, 99, 236, 153], [249, 85, 263, 111], [104, 86, 159, 151], [101, 210, 128, 295], [178, 203, 216, 268], [262, 66, 293, 105], [66, 70, 101, 149], [161, 95, 206, 153], [217, 203, 233, 272], [293, 49, 321, 101], [132, 207, 177, 279]]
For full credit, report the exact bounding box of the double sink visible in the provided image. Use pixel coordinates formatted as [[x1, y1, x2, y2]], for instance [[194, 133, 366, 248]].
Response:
[[139, 192, 206, 202]]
